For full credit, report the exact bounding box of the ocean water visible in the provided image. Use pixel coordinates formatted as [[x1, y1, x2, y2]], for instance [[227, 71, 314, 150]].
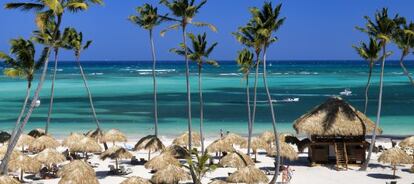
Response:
[[0, 60, 413, 138]]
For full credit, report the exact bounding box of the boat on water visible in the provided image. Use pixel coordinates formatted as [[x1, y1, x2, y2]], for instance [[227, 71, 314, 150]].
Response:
[[339, 88, 352, 96], [271, 97, 300, 103]]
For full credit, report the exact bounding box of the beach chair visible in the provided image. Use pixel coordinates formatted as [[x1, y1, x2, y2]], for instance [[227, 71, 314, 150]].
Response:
[[386, 181, 397, 184]]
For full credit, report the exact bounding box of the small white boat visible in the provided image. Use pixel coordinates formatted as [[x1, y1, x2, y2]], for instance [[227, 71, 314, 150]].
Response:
[[284, 97, 300, 102], [35, 99, 41, 107], [339, 89, 352, 96]]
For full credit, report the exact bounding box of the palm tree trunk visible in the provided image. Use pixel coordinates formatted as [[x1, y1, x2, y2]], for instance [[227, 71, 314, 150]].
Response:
[[149, 29, 159, 137], [361, 44, 387, 171], [249, 54, 260, 155], [398, 53, 414, 86], [45, 48, 59, 135], [246, 75, 252, 155], [363, 62, 373, 114], [261, 48, 280, 184], [198, 64, 205, 152], [182, 24, 192, 151]]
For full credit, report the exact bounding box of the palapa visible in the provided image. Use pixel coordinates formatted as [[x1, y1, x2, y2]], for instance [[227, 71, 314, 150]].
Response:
[[219, 151, 254, 169], [35, 148, 66, 166], [144, 152, 180, 171], [241, 137, 268, 161], [260, 131, 275, 144], [222, 133, 246, 145], [16, 134, 35, 151], [9, 155, 41, 181], [100, 146, 133, 170], [378, 147, 413, 178], [120, 176, 151, 184], [293, 97, 381, 136], [266, 142, 298, 161], [227, 165, 269, 184], [102, 129, 127, 145], [0, 176, 19, 184], [399, 136, 414, 148], [29, 135, 60, 152], [206, 139, 235, 153], [172, 132, 201, 147], [0, 145, 21, 160], [162, 145, 190, 159], [62, 133, 84, 148], [70, 137, 102, 154], [58, 160, 99, 184], [134, 135, 165, 160], [150, 165, 190, 184]]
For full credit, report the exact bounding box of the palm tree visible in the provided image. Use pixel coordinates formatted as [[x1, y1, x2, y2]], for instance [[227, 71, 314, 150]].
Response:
[[184, 150, 217, 184], [353, 37, 381, 114], [170, 33, 218, 152], [250, 2, 285, 183], [0, 0, 103, 175], [160, 0, 216, 152], [129, 3, 166, 138], [393, 21, 414, 86], [235, 48, 254, 155], [357, 8, 404, 171]]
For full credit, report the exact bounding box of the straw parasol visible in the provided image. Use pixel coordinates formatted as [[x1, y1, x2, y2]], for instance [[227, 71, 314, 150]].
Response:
[[172, 132, 201, 147], [150, 165, 190, 184], [100, 146, 133, 170], [241, 137, 268, 161], [378, 147, 413, 178], [0, 145, 21, 160], [120, 176, 151, 184], [144, 152, 180, 171], [227, 165, 269, 184], [62, 133, 84, 148], [260, 131, 275, 144], [399, 136, 414, 148], [0, 176, 19, 184], [266, 142, 298, 161], [162, 145, 190, 159], [28, 128, 45, 138], [58, 160, 99, 184], [222, 133, 246, 146], [29, 135, 60, 152], [16, 134, 35, 151], [35, 148, 66, 167], [134, 135, 165, 160], [69, 137, 102, 155], [102, 129, 127, 145], [85, 128, 103, 142], [9, 155, 41, 181], [0, 131, 11, 144], [293, 97, 382, 136], [206, 139, 235, 154], [219, 151, 254, 169]]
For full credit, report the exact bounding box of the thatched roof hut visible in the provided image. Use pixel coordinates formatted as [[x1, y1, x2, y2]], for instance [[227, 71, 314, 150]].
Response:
[[172, 132, 201, 147], [260, 131, 274, 144], [241, 137, 268, 152], [9, 155, 41, 181], [206, 139, 235, 153], [378, 147, 413, 177], [162, 145, 190, 159], [134, 135, 165, 160], [144, 152, 180, 171], [266, 142, 298, 161], [100, 146, 133, 170], [0, 131, 11, 144], [58, 160, 99, 184], [102, 129, 127, 144], [27, 128, 45, 138], [120, 176, 151, 184], [29, 135, 60, 152], [150, 165, 190, 184], [0, 176, 19, 184], [399, 136, 414, 148], [227, 165, 268, 184], [219, 151, 254, 169], [35, 148, 66, 166]]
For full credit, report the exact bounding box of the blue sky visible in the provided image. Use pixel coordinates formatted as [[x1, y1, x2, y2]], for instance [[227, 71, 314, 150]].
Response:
[[1, 0, 414, 61]]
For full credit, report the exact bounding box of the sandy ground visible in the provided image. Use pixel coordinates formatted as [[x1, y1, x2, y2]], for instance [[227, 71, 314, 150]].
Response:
[[9, 137, 414, 184]]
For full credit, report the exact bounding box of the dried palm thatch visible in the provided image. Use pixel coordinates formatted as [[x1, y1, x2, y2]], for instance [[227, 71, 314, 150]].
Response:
[[266, 142, 298, 161], [150, 165, 190, 184], [241, 137, 268, 161], [219, 151, 254, 169], [172, 132, 201, 147], [260, 131, 274, 144], [70, 137, 102, 154], [35, 148, 66, 166], [0, 176, 19, 184], [145, 152, 180, 171], [206, 139, 235, 153], [134, 135, 165, 160], [378, 147, 413, 177], [293, 97, 381, 136], [9, 155, 41, 181], [102, 129, 127, 145], [227, 165, 269, 184], [29, 135, 60, 152], [162, 145, 190, 159], [58, 160, 99, 184], [28, 128, 45, 138], [100, 146, 133, 170], [120, 176, 151, 184], [0, 131, 11, 144], [62, 133, 84, 148], [85, 128, 103, 142], [222, 133, 246, 145], [16, 134, 35, 150], [0, 145, 21, 160], [399, 136, 414, 148]]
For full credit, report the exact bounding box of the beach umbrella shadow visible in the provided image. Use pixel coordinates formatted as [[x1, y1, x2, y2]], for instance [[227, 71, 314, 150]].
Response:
[[367, 173, 401, 179]]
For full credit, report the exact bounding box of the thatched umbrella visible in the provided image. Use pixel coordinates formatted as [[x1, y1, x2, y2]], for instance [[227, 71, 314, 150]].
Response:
[[0, 176, 19, 184], [102, 129, 127, 145], [85, 128, 103, 141], [0, 131, 11, 145], [227, 165, 269, 184], [172, 132, 201, 148], [0, 145, 21, 160], [29, 135, 60, 152], [266, 142, 298, 161], [70, 137, 102, 159], [35, 148, 66, 168], [134, 135, 165, 160], [150, 165, 190, 184], [241, 137, 268, 161], [206, 139, 235, 154], [28, 128, 45, 138], [9, 155, 41, 181], [16, 134, 35, 151], [293, 97, 382, 136], [378, 147, 413, 178], [222, 133, 245, 146], [144, 152, 180, 171], [219, 151, 254, 169], [58, 160, 99, 184], [260, 131, 275, 144], [100, 146, 133, 171], [162, 145, 190, 159], [62, 133, 84, 148], [399, 136, 414, 148], [120, 176, 151, 184]]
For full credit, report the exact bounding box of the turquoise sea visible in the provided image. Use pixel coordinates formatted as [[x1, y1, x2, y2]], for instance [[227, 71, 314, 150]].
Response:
[[0, 60, 413, 138]]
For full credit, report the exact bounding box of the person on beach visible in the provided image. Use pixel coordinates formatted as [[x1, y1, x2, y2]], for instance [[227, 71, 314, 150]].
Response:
[[282, 166, 288, 183], [287, 165, 294, 183]]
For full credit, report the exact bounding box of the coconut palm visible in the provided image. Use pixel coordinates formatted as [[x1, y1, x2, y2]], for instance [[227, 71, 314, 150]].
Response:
[[357, 8, 404, 171], [170, 33, 218, 152], [235, 49, 254, 155], [0, 0, 103, 175], [249, 2, 285, 183], [184, 150, 217, 184], [129, 3, 167, 137], [352, 37, 381, 114], [393, 21, 414, 86], [160, 0, 216, 153]]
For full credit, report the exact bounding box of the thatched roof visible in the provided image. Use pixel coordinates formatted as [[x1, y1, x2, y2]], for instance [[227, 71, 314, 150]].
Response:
[[219, 151, 254, 169], [293, 97, 381, 136], [162, 145, 190, 159], [62, 133, 84, 147], [28, 128, 45, 138], [209, 180, 228, 184], [145, 152, 180, 171], [134, 135, 165, 152], [150, 165, 190, 184], [0, 145, 21, 160], [241, 137, 268, 152], [102, 129, 127, 143], [378, 147, 413, 165], [29, 135, 60, 152], [100, 146, 133, 160], [16, 134, 35, 147], [69, 137, 102, 153], [266, 142, 298, 160], [260, 131, 274, 143], [172, 132, 201, 147], [399, 136, 414, 148], [206, 139, 235, 153], [227, 165, 269, 184], [35, 148, 66, 166], [0, 176, 19, 184], [58, 160, 98, 184], [85, 129, 103, 141], [0, 131, 11, 143], [120, 176, 151, 184], [222, 133, 246, 145], [9, 155, 41, 173]]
